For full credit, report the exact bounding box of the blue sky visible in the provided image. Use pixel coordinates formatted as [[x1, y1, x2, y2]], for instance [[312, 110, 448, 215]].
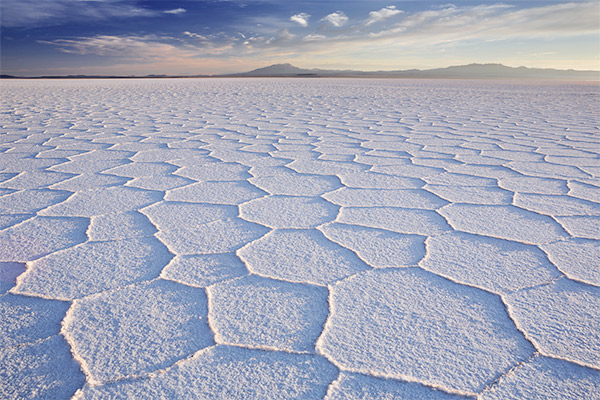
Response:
[[1, 0, 598, 76]]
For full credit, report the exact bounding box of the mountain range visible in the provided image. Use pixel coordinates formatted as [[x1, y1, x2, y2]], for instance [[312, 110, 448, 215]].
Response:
[[229, 63, 599, 80], [2, 63, 598, 80]]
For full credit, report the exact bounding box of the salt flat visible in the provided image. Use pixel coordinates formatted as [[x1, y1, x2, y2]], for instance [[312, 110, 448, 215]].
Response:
[[0, 78, 599, 399]]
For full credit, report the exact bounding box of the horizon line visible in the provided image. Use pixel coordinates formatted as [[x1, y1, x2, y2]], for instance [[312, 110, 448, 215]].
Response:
[[2, 62, 599, 80]]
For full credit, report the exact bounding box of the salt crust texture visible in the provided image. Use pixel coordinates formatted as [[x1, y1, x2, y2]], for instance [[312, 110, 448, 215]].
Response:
[[0, 78, 599, 399]]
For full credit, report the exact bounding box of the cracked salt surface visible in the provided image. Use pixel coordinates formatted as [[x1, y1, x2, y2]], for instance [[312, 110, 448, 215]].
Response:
[[1, 78, 598, 399]]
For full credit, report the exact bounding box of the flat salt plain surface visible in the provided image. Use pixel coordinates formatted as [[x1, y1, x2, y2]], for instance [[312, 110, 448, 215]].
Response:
[[0, 78, 599, 399]]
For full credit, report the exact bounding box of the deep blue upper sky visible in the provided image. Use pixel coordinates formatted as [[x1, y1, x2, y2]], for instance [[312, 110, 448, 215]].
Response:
[[1, 0, 598, 76]]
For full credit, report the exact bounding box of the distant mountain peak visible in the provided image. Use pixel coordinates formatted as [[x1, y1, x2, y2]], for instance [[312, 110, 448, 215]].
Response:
[[238, 63, 313, 76]]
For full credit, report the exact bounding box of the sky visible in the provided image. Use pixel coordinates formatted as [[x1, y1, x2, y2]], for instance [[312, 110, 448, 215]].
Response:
[[1, 0, 598, 76]]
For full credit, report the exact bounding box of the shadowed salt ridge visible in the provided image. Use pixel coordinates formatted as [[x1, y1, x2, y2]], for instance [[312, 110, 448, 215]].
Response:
[[0, 78, 598, 398]]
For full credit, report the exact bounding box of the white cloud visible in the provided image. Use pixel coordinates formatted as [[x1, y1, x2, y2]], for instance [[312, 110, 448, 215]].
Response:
[[40, 33, 240, 60], [265, 28, 295, 45], [38, 35, 193, 59], [0, 0, 156, 27], [290, 13, 310, 27], [184, 31, 209, 41], [278, 29, 295, 40], [322, 11, 348, 27], [164, 8, 186, 15], [30, 2, 599, 73], [304, 33, 327, 41], [365, 5, 403, 26], [367, 2, 598, 42]]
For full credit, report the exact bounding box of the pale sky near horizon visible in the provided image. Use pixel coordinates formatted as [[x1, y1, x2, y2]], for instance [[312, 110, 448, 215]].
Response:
[[1, 0, 598, 76]]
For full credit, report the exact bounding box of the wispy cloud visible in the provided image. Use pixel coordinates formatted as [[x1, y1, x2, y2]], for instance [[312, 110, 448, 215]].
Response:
[[184, 31, 209, 41], [274, 2, 599, 70], [38, 35, 195, 59], [365, 5, 403, 26], [0, 0, 159, 27], [290, 13, 310, 27], [366, 3, 598, 43], [164, 8, 186, 15], [39, 30, 243, 63], [36, 3, 598, 58], [304, 33, 327, 42], [27, 2, 600, 73], [530, 52, 558, 57], [322, 11, 348, 27], [262, 29, 296, 47]]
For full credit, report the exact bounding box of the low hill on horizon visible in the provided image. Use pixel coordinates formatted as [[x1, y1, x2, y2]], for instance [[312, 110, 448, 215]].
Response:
[[229, 62, 599, 80]]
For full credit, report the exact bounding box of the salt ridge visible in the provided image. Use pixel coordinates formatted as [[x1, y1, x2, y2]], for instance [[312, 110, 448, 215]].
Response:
[[0, 78, 599, 399]]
